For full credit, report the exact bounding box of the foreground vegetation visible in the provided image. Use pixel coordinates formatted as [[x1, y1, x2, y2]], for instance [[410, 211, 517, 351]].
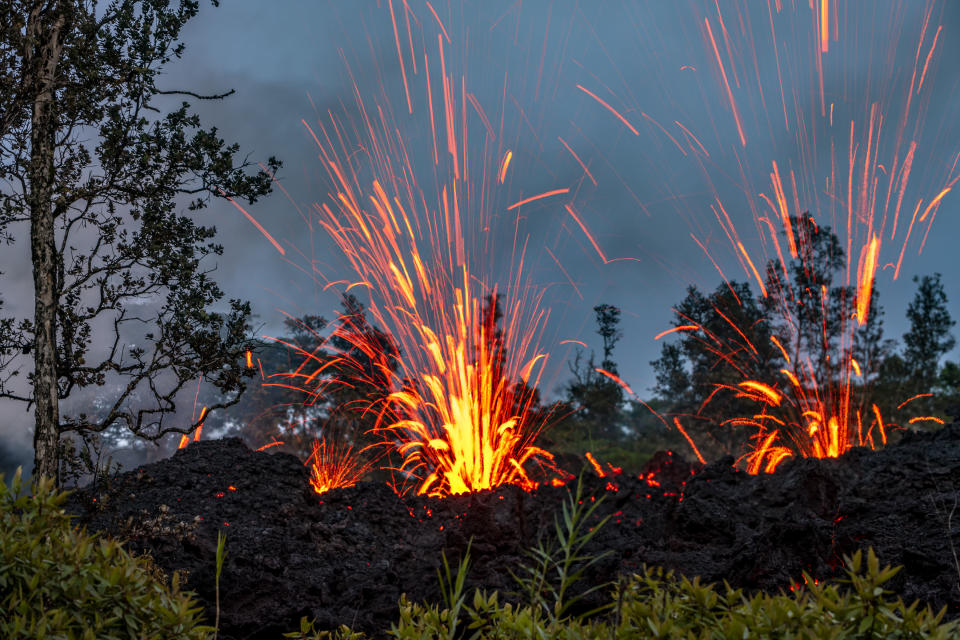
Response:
[[3, 470, 957, 639], [0, 469, 210, 639], [287, 554, 957, 640]]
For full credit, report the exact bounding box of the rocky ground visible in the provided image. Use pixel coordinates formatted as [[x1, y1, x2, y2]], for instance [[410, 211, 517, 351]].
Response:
[[66, 424, 960, 639]]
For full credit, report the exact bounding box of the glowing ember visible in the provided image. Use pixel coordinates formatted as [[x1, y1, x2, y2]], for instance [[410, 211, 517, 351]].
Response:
[[307, 438, 372, 495], [584, 451, 622, 478], [178, 405, 208, 450]]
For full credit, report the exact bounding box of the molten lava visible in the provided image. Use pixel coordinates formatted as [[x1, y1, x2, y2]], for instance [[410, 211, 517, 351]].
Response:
[[284, 29, 564, 497], [307, 176, 557, 495], [178, 405, 208, 450], [607, 2, 960, 473], [307, 438, 372, 495]]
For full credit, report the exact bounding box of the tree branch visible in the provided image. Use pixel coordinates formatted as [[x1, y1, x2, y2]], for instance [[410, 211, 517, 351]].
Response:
[[155, 88, 235, 100]]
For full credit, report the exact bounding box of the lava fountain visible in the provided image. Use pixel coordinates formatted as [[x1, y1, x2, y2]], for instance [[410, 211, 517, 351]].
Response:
[[306, 437, 373, 495], [273, 21, 574, 497], [570, 1, 959, 471], [694, 2, 958, 472]]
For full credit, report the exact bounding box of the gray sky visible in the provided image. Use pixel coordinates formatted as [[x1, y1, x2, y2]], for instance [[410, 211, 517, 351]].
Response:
[[3, 1, 960, 471], [173, 1, 960, 386]]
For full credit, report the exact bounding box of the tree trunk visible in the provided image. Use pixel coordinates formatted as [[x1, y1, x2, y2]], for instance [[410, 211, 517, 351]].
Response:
[[26, 3, 66, 483]]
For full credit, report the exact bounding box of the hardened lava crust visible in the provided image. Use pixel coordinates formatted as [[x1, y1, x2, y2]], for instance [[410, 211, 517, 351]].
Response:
[[66, 425, 960, 639]]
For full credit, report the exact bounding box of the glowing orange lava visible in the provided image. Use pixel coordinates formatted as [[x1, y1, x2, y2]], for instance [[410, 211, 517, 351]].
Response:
[[307, 438, 372, 494], [178, 405, 207, 450], [584, 451, 622, 478], [600, 1, 958, 473], [663, 214, 898, 474], [288, 27, 564, 497]]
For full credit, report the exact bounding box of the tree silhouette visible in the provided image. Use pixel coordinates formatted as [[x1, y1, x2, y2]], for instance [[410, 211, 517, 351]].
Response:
[[651, 281, 779, 454], [205, 295, 398, 461], [890, 273, 957, 422], [904, 273, 956, 386], [652, 214, 891, 460], [564, 304, 625, 442], [0, 0, 281, 483]]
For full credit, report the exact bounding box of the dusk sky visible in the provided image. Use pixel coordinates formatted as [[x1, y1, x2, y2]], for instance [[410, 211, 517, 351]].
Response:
[[173, 1, 960, 387], [3, 1, 960, 468]]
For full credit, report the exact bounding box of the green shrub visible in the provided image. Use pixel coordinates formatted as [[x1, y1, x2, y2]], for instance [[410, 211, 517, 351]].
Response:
[[510, 471, 612, 622], [288, 548, 958, 639], [615, 548, 957, 639], [0, 468, 212, 640]]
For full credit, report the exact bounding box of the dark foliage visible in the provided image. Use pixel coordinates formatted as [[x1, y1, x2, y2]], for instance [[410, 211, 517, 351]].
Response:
[[199, 295, 398, 463], [651, 281, 780, 455], [560, 304, 626, 442], [648, 215, 960, 459], [0, 0, 281, 482]]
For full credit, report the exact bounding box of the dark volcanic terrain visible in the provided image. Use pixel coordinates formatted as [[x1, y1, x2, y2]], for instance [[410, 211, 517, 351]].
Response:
[[66, 425, 960, 639]]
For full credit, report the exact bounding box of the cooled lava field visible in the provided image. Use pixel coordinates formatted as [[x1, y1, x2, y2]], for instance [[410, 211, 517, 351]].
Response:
[[66, 424, 960, 639]]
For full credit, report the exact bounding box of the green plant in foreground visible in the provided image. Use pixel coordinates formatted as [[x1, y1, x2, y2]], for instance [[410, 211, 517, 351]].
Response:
[[285, 618, 366, 640], [0, 468, 212, 639], [388, 541, 474, 640], [290, 547, 958, 639], [215, 531, 227, 640], [510, 471, 612, 623], [614, 548, 957, 639], [437, 538, 473, 638]]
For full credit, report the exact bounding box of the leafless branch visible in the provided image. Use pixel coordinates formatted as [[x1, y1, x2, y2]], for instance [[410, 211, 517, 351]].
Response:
[[155, 88, 235, 100]]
